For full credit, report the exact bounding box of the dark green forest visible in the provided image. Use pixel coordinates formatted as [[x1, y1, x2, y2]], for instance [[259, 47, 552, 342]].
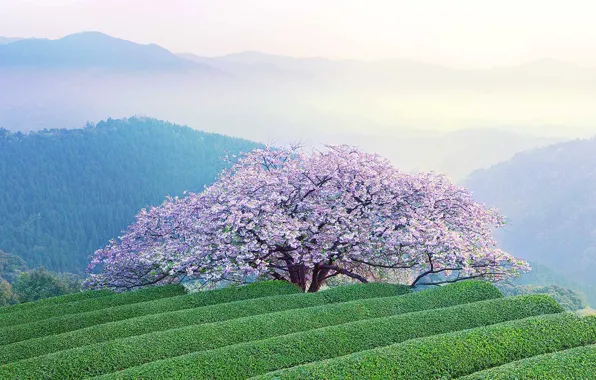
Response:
[[0, 117, 262, 274]]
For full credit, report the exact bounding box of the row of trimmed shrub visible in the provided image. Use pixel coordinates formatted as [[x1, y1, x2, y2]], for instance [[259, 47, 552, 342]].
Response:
[[0, 281, 404, 345], [0, 280, 496, 366], [0, 284, 186, 327], [461, 343, 596, 379], [0, 280, 304, 327], [255, 314, 596, 380], [0, 289, 114, 315], [78, 295, 563, 380]]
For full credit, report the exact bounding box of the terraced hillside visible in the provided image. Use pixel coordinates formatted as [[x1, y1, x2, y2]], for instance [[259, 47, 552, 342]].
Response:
[[0, 280, 592, 379]]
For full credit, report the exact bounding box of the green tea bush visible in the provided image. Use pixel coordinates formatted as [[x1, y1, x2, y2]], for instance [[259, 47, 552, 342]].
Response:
[[0, 284, 186, 327], [0, 289, 114, 315], [461, 344, 596, 379], [0, 281, 400, 345], [78, 295, 560, 380], [256, 314, 596, 380], [0, 280, 492, 365]]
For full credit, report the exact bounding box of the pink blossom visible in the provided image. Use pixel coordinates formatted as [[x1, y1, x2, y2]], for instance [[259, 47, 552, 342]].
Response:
[[86, 145, 529, 292]]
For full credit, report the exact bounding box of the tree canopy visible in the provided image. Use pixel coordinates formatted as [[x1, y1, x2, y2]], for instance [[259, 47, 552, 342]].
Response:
[[0, 279, 18, 306], [12, 267, 81, 303], [499, 283, 586, 311], [87, 146, 528, 292], [0, 250, 27, 283]]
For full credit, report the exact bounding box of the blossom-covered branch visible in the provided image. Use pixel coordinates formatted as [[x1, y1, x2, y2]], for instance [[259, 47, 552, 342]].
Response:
[[86, 145, 529, 291]]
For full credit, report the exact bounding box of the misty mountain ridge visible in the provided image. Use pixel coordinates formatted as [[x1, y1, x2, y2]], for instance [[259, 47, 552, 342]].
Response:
[[332, 128, 560, 181], [184, 50, 587, 73], [3, 31, 592, 77], [0, 31, 587, 180], [0, 37, 23, 45], [465, 136, 596, 304], [0, 32, 219, 72], [182, 49, 596, 84]]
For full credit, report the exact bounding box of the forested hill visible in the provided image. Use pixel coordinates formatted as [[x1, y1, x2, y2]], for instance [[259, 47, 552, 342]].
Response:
[[465, 136, 596, 304], [0, 117, 262, 273]]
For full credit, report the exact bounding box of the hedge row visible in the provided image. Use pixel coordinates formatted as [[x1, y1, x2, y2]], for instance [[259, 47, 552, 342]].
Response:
[[0, 289, 114, 315], [461, 344, 596, 379], [0, 280, 495, 366], [1, 281, 302, 327], [0, 281, 404, 345], [85, 295, 561, 380], [0, 284, 186, 327], [256, 314, 596, 380]]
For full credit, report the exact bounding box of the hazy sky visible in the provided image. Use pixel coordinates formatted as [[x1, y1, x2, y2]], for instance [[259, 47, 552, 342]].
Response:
[[1, 0, 596, 68]]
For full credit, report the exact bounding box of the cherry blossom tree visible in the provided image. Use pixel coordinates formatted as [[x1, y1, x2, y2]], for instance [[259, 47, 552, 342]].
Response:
[[86, 145, 529, 292]]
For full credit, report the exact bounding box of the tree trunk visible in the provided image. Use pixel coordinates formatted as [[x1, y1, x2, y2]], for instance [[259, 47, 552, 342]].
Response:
[[307, 278, 326, 292], [307, 263, 330, 292], [286, 263, 308, 292]]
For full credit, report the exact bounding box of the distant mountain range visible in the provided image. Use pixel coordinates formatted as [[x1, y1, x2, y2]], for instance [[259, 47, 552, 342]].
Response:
[[0, 37, 22, 45], [3, 32, 596, 83], [179, 50, 596, 91], [0, 31, 591, 180], [0, 32, 217, 71], [465, 137, 596, 304], [342, 129, 560, 181]]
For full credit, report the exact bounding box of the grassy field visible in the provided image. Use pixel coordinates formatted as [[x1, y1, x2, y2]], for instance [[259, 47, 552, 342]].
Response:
[[0, 279, 591, 379]]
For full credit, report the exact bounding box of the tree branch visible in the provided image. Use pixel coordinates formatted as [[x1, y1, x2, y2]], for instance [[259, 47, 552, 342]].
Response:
[[320, 264, 369, 283], [415, 272, 504, 286]]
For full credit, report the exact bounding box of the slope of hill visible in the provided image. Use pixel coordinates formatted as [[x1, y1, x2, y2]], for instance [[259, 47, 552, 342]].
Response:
[[335, 128, 559, 181], [0, 117, 262, 273], [1, 280, 593, 379], [178, 52, 316, 81], [0, 32, 216, 71], [465, 137, 596, 304], [0, 37, 22, 45]]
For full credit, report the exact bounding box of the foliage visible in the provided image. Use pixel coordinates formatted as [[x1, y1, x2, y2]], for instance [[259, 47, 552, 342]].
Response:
[[0, 117, 262, 273], [0, 281, 495, 364], [90, 295, 561, 380], [0, 251, 93, 307], [514, 261, 581, 289], [11, 267, 81, 304], [0, 282, 186, 328], [499, 283, 586, 311], [0, 250, 26, 283], [257, 314, 596, 380], [0, 281, 395, 345], [461, 343, 596, 379], [0, 279, 18, 307], [88, 145, 528, 292]]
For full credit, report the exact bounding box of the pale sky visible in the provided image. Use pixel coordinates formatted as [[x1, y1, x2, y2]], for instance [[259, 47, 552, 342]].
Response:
[[1, 0, 596, 68]]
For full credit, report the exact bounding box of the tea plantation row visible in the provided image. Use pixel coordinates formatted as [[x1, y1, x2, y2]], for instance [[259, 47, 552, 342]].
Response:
[[0, 279, 592, 379]]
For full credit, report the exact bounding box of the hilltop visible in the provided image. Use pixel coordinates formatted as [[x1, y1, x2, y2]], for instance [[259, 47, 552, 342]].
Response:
[[0, 37, 22, 45], [0, 32, 215, 71]]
